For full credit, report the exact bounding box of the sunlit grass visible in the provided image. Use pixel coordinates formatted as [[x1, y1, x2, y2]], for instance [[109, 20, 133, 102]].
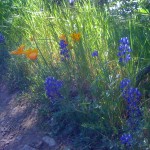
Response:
[[1, 0, 150, 149]]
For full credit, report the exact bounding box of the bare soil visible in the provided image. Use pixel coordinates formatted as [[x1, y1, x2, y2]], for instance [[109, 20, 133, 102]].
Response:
[[0, 83, 72, 150]]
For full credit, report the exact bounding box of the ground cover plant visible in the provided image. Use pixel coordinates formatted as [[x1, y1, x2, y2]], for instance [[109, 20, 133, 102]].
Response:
[[1, 0, 150, 149]]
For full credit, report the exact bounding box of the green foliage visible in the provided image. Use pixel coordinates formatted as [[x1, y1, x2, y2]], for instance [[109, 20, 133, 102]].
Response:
[[0, 43, 10, 80], [0, 1, 13, 22], [5, 57, 31, 92], [1, 0, 150, 149], [139, 0, 150, 11]]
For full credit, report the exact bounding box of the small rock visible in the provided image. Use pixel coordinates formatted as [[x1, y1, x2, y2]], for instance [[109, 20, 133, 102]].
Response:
[[15, 135, 23, 142], [42, 136, 56, 147], [21, 144, 36, 150]]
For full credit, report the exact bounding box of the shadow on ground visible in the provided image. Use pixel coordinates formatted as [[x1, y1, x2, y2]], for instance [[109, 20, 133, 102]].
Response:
[[0, 83, 54, 150]]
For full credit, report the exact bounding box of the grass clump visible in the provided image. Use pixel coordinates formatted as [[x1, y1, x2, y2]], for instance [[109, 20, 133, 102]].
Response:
[[1, 0, 150, 149]]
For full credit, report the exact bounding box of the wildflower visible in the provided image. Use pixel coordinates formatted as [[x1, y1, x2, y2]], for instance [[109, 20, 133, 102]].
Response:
[[44, 76, 63, 101], [120, 78, 131, 90], [23, 48, 38, 60], [92, 51, 98, 57], [60, 49, 70, 58], [120, 133, 133, 146], [59, 34, 67, 41], [10, 45, 25, 55], [120, 78, 142, 131], [125, 87, 142, 130], [59, 40, 68, 49], [0, 32, 5, 43], [70, 33, 81, 42], [59, 39, 70, 60], [122, 87, 141, 104], [117, 37, 132, 64], [60, 49, 70, 61]]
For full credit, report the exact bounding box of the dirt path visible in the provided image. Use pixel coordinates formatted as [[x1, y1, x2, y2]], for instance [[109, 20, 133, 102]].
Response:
[[0, 83, 62, 150]]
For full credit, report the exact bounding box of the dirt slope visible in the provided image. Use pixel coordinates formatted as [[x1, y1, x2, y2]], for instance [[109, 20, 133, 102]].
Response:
[[0, 83, 74, 150], [0, 83, 51, 150]]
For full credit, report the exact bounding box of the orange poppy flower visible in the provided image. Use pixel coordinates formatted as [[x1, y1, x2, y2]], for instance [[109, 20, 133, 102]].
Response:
[[10, 45, 25, 55], [59, 34, 67, 41], [24, 48, 38, 60], [70, 33, 81, 42], [59, 34, 68, 45], [23, 48, 32, 55]]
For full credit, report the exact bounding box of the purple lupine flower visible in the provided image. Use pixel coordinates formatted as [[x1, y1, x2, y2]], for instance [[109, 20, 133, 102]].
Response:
[[0, 32, 5, 43], [60, 49, 69, 56], [59, 40, 68, 49], [127, 107, 141, 118], [124, 87, 142, 131], [122, 87, 141, 104], [59, 40, 70, 60], [120, 78, 131, 90], [127, 87, 141, 100], [44, 77, 63, 102], [92, 51, 98, 57], [60, 49, 70, 61], [120, 37, 129, 45], [118, 37, 132, 64], [120, 133, 133, 146], [120, 78, 142, 131]]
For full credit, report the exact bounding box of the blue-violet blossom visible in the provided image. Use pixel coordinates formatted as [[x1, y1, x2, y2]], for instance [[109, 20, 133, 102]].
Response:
[[59, 40, 70, 60], [92, 51, 98, 57], [118, 37, 132, 64], [0, 32, 5, 43], [120, 133, 133, 146], [120, 78, 142, 131], [45, 77, 63, 101]]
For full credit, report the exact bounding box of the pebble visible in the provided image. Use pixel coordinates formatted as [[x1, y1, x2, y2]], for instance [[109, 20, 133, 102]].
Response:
[[42, 136, 56, 147]]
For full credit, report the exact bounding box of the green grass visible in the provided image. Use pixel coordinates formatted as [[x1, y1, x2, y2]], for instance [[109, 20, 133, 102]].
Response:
[[1, 0, 150, 149]]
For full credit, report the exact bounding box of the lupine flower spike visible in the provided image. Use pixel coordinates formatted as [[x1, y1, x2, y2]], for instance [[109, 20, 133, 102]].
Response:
[[59, 34, 70, 60], [120, 78, 142, 130], [45, 77, 63, 102], [59, 40, 68, 49], [0, 32, 5, 43], [60, 34, 73, 49], [118, 37, 132, 64], [120, 133, 133, 146], [120, 78, 131, 90]]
